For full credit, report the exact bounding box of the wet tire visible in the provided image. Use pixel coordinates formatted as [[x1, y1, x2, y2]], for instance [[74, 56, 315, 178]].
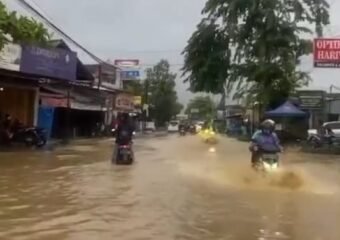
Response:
[[24, 135, 34, 147], [115, 152, 133, 165], [36, 138, 47, 148]]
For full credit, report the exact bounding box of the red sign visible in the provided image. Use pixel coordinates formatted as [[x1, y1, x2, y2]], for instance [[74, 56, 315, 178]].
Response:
[[314, 38, 340, 68], [41, 97, 67, 107], [114, 59, 139, 67]]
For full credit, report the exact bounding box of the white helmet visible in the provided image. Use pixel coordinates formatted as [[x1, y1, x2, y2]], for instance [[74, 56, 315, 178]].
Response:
[[261, 119, 275, 131]]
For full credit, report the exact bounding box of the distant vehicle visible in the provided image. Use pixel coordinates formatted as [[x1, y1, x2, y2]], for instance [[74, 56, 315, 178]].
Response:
[[145, 121, 156, 132], [188, 124, 196, 134], [168, 120, 179, 132], [195, 121, 204, 132], [179, 127, 186, 136]]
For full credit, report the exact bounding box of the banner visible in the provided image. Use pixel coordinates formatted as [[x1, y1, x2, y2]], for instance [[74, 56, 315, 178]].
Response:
[[115, 93, 134, 111], [133, 96, 142, 105], [115, 59, 140, 80], [0, 43, 21, 71], [114, 59, 139, 67], [20, 45, 77, 80], [314, 38, 340, 68]]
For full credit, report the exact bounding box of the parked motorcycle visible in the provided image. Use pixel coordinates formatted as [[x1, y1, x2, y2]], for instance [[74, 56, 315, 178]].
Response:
[[307, 134, 339, 148], [114, 144, 134, 165], [179, 128, 186, 136], [11, 127, 47, 148]]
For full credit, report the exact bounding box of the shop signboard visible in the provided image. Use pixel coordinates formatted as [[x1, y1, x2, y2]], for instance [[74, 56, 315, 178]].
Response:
[[115, 93, 134, 111], [133, 96, 142, 106], [297, 91, 325, 109], [0, 43, 22, 71], [314, 38, 340, 68], [120, 70, 140, 79], [40, 97, 67, 108], [115, 59, 140, 81], [20, 45, 77, 80], [114, 59, 139, 67]]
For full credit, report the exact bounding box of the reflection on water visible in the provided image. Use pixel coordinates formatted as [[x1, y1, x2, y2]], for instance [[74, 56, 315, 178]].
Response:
[[0, 137, 339, 240]]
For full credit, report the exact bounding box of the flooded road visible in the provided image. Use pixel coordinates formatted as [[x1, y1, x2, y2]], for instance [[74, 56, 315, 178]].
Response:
[[0, 135, 339, 240]]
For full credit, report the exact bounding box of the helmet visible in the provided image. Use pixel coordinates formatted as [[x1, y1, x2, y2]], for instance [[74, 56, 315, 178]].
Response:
[[261, 119, 275, 131], [120, 113, 129, 122]]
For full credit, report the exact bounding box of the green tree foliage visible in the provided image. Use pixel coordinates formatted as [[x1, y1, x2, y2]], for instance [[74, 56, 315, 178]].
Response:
[[124, 81, 144, 96], [182, 0, 330, 108], [0, 1, 50, 48], [182, 20, 231, 94], [145, 60, 183, 126], [185, 96, 216, 120]]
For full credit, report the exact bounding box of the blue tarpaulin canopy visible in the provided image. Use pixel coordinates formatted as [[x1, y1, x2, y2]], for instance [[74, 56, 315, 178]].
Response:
[[265, 101, 307, 117]]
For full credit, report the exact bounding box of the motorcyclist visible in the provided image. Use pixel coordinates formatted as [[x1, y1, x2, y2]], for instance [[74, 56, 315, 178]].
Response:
[[179, 121, 186, 132], [249, 119, 282, 167], [115, 113, 134, 145], [113, 113, 134, 162]]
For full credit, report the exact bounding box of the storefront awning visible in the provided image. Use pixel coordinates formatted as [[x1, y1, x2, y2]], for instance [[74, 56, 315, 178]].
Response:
[[70, 100, 105, 111], [40, 86, 105, 111]]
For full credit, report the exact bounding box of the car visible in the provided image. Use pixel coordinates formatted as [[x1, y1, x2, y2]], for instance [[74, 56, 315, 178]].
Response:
[[168, 120, 179, 132]]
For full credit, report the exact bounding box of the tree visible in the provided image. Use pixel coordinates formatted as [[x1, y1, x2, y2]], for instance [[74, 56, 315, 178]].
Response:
[[145, 60, 183, 126], [185, 96, 216, 120], [182, 0, 330, 108], [182, 20, 232, 94], [124, 81, 144, 96], [0, 1, 50, 49]]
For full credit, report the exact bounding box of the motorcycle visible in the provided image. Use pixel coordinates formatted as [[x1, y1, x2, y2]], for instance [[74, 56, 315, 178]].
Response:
[[179, 128, 186, 136], [111, 128, 116, 137], [252, 145, 280, 172], [188, 125, 196, 135], [115, 143, 134, 165], [307, 134, 339, 148], [256, 152, 279, 172], [11, 127, 47, 148]]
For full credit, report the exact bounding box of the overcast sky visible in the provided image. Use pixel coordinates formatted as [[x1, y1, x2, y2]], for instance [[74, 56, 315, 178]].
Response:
[[4, 0, 340, 104]]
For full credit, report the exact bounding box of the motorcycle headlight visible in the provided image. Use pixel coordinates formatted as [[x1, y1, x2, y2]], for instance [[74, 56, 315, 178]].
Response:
[[263, 162, 271, 169], [263, 162, 278, 170]]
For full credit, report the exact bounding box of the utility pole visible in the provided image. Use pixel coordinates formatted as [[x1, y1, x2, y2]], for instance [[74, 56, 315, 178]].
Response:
[[62, 84, 71, 144], [221, 85, 227, 132], [142, 79, 149, 131]]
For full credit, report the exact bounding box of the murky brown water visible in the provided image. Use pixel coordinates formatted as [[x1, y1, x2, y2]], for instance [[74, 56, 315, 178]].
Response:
[[0, 136, 339, 240]]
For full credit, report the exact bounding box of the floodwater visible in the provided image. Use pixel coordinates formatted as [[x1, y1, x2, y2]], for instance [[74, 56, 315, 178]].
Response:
[[0, 135, 339, 240]]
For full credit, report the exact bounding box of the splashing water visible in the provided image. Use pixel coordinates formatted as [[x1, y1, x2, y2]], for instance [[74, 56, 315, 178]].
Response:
[[177, 157, 340, 195]]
